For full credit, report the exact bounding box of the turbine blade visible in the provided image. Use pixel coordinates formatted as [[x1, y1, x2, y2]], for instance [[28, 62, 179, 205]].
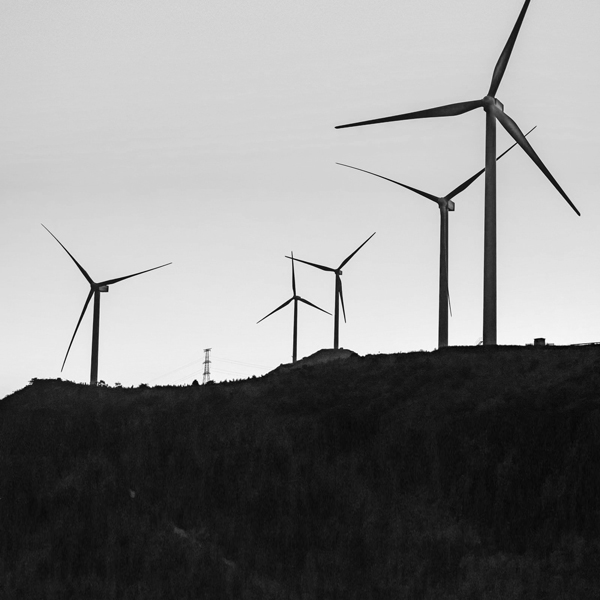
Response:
[[446, 125, 536, 200], [488, 0, 531, 97], [496, 125, 536, 161], [291, 251, 297, 295], [338, 276, 346, 323], [61, 289, 94, 372], [335, 99, 484, 129], [286, 255, 334, 273], [494, 109, 580, 216], [256, 297, 294, 324], [298, 297, 331, 316], [42, 224, 94, 286], [444, 251, 453, 319], [339, 232, 376, 269], [337, 163, 440, 204], [99, 262, 172, 286], [445, 168, 486, 201]]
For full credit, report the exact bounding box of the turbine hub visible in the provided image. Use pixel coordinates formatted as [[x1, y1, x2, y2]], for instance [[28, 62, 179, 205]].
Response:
[[483, 95, 495, 111], [439, 197, 455, 212]]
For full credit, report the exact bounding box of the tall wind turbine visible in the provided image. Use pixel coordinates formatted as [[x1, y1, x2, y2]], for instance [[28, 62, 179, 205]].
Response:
[[289, 233, 375, 350], [42, 224, 172, 385], [257, 252, 330, 363], [337, 128, 535, 349], [336, 0, 580, 345]]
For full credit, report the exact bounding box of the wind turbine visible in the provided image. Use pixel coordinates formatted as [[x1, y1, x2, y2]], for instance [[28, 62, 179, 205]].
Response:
[[42, 224, 172, 385], [337, 128, 535, 349], [288, 233, 375, 350], [335, 0, 580, 345], [257, 252, 331, 363]]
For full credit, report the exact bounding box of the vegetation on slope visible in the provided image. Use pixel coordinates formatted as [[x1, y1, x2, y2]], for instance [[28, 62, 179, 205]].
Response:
[[1, 345, 600, 599]]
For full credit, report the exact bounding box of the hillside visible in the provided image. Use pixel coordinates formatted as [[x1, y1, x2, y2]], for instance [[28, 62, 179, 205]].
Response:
[[1, 345, 600, 599]]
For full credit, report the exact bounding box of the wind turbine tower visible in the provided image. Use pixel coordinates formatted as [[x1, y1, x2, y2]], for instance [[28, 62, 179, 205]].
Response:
[[43, 224, 171, 385], [336, 0, 579, 345], [290, 233, 375, 350], [337, 129, 533, 348], [257, 253, 330, 362]]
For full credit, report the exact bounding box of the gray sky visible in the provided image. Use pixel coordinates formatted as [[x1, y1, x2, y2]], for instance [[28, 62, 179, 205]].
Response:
[[2, 0, 599, 397]]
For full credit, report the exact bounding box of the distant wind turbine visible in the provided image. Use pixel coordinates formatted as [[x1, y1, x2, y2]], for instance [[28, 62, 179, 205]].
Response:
[[336, 0, 580, 345], [288, 233, 375, 350], [257, 252, 330, 363], [337, 127, 535, 349], [42, 224, 172, 385]]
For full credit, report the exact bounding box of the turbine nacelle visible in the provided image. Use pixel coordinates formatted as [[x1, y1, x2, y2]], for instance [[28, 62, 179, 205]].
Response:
[[482, 96, 504, 112], [98, 285, 109, 293], [435, 196, 456, 212]]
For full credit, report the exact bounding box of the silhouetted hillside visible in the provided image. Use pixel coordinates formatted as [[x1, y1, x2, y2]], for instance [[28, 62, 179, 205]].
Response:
[[1, 345, 600, 599]]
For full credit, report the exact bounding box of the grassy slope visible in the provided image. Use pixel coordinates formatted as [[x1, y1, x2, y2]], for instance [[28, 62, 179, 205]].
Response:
[[1, 345, 600, 599]]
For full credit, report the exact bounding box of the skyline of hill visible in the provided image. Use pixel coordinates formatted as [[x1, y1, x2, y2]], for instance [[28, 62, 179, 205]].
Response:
[[1, 345, 600, 598]]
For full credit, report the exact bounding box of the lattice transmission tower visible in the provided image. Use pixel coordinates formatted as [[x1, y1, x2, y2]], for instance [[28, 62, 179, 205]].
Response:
[[202, 348, 212, 384]]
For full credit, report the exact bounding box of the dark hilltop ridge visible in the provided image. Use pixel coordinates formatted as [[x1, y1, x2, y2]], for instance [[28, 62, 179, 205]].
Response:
[[273, 347, 359, 372], [2, 345, 600, 599]]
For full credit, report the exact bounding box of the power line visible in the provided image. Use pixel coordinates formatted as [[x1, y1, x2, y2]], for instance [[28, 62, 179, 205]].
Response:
[[148, 354, 271, 386], [171, 366, 262, 385], [211, 355, 270, 369], [146, 358, 204, 384]]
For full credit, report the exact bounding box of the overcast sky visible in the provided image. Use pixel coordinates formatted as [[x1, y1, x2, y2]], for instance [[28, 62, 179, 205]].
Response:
[[2, 0, 599, 398]]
